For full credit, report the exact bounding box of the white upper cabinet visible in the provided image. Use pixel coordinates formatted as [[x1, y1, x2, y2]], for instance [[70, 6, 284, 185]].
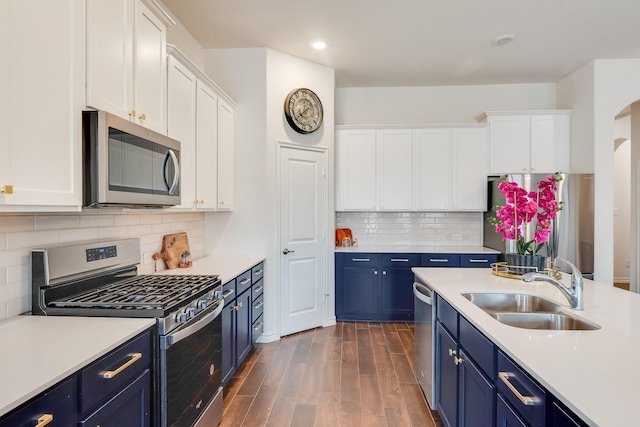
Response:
[[166, 46, 237, 212], [86, 0, 170, 134], [415, 127, 488, 211], [377, 130, 414, 210], [0, 0, 83, 211], [482, 111, 570, 174], [336, 129, 377, 211]]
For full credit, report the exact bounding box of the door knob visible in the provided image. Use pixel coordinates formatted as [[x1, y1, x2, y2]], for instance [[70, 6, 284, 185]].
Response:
[[282, 248, 295, 254]]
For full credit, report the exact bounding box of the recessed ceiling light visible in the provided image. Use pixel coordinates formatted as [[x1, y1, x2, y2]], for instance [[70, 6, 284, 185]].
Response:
[[493, 34, 514, 46], [312, 41, 327, 50]]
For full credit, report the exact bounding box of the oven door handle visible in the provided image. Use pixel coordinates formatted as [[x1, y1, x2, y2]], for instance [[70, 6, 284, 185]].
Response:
[[166, 299, 223, 348]]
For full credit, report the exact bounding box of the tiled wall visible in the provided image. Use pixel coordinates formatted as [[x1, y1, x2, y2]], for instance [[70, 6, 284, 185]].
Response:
[[336, 211, 483, 246], [0, 211, 205, 320]]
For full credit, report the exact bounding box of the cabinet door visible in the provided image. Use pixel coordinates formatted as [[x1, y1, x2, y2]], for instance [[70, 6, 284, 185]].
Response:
[[380, 267, 415, 321], [551, 401, 587, 427], [496, 393, 527, 427], [377, 129, 413, 210], [488, 115, 530, 174], [235, 290, 253, 367], [79, 370, 150, 427], [217, 97, 235, 210], [133, 0, 167, 134], [414, 128, 451, 210], [335, 129, 377, 210], [530, 114, 570, 173], [458, 349, 495, 427], [167, 55, 197, 209], [221, 302, 236, 385], [1, 0, 83, 209], [436, 322, 458, 427], [451, 127, 488, 210], [86, 0, 134, 120], [195, 81, 219, 209], [341, 267, 379, 319]]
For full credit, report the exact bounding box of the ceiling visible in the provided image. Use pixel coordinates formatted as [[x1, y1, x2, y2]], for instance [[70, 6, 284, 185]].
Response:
[[161, 0, 640, 88]]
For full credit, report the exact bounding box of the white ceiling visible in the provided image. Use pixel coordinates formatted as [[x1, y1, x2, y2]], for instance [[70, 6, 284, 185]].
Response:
[[161, 0, 640, 88]]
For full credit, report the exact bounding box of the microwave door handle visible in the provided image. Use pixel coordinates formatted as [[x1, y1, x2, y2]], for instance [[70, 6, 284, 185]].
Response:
[[162, 149, 180, 195]]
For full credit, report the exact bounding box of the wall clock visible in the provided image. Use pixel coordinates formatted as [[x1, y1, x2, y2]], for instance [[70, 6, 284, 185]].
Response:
[[284, 88, 323, 134]]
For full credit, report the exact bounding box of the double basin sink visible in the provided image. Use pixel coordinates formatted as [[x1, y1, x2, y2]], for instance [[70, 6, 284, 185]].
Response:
[[462, 292, 600, 331]]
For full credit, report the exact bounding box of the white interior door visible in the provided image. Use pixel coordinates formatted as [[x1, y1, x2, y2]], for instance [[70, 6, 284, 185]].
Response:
[[279, 145, 327, 336]]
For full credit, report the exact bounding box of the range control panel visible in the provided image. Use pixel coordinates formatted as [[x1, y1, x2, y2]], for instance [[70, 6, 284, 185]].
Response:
[[86, 245, 118, 262]]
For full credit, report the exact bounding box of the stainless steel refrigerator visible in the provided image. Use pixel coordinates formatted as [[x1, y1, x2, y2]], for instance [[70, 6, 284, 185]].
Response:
[[483, 173, 595, 279]]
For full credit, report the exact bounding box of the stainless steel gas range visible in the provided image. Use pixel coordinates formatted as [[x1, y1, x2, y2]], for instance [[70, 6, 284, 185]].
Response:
[[31, 238, 224, 427]]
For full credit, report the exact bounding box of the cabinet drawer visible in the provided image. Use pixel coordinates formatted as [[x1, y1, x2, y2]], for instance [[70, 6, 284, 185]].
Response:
[[459, 317, 495, 378], [237, 270, 252, 296], [0, 376, 77, 427], [252, 314, 264, 345], [460, 254, 499, 268], [252, 293, 264, 323], [497, 351, 546, 427], [342, 253, 380, 267], [79, 370, 150, 427], [252, 278, 264, 302], [79, 331, 151, 414], [251, 262, 264, 284], [221, 279, 236, 306], [382, 253, 419, 267], [436, 295, 458, 338], [421, 254, 459, 267]]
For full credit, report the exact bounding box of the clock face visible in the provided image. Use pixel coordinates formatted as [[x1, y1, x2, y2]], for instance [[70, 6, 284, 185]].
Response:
[[284, 88, 323, 134]]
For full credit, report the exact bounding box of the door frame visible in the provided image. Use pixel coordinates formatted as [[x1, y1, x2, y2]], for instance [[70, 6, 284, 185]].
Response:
[[276, 141, 332, 338]]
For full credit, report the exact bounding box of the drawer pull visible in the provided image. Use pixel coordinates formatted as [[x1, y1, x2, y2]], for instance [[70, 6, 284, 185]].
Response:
[[254, 301, 264, 309], [254, 285, 264, 293], [254, 268, 264, 276], [103, 353, 142, 379], [234, 302, 243, 311], [390, 258, 409, 262], [468, 259, 489, 263], [429, 258, 449, 263], [352, 258, 370, 262], [498, 372, 541, 406], [254, 321, 264, 331], [240, 278, 251, 285], [35, 414, 53, 427], [222, 289, 235, 298]]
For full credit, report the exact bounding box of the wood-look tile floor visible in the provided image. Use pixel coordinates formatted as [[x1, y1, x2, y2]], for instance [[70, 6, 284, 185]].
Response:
[[221, 321, 443, 427]]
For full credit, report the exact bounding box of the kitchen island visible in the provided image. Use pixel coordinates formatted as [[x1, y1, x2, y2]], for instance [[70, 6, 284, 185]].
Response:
[[413, 267, 639, 426]]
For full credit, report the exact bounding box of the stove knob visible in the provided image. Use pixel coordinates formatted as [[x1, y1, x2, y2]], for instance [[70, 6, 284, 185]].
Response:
[[187, 307, 196, 319], [175, 310, 188, 323], [198, 300, 208, 310]]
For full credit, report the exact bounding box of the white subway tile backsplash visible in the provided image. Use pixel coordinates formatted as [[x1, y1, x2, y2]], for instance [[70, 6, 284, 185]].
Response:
[[0, 211, 206, 321], [337, 211, 483, 246]]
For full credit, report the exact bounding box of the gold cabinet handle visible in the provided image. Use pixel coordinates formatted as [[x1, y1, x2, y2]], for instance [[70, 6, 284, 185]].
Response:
[[240, 278, 250, 285], [254, 285, 264, 293], [498, 372, 541, 406], [35, 414, 53, 427], [254, 301, 264, 309], [139, 113, 146, 120], [454, 356, 463, 365], [129, 110, 136, 117], [219, 200, 224, 206], [254, 321, 263, 331], [222, 289, 235, 298], [102, 353, 142, 379], [0, 185, 13, 195]]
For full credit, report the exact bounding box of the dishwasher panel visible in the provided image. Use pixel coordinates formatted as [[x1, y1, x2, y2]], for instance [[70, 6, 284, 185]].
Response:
[[413, 280, 436, 409]]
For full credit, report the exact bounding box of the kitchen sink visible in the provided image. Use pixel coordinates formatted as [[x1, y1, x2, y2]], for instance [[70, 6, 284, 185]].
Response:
[[489, 312, 601, 331], [461, 292, 600, 331], [461, 292, 562, 313]]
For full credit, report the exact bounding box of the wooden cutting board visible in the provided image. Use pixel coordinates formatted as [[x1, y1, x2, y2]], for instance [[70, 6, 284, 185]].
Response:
[[157, 232, 191, 269]]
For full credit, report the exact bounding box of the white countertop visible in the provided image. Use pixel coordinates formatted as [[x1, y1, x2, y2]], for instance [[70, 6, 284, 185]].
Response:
[[335, 245, 500, 254], [0, 316, 155, 417], [139, 254, 265, 284], [412, 267, 640, 427]]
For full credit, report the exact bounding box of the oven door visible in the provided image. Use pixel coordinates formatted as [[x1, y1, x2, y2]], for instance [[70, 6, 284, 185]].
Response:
[[160, 300, 223, 427]]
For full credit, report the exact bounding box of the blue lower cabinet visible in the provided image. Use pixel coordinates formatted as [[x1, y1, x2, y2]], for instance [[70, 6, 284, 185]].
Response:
[[221, 302, 237, 385], [381, 267, 415, 320], [79, 370, 150, 427], [436, 323, 458, 427], [341, 266, 380, 319], [458, 349, 495, 427], [236, 289, 253, 366], [459, 254, 499, 268], [497, 393, 527, 427]]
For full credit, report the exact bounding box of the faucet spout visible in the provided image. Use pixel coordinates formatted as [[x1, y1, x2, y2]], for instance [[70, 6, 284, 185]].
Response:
[[522, 258, 583, 310]]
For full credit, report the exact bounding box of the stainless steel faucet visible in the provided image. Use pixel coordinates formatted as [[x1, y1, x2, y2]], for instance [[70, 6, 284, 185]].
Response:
[[521, 258, 584, 310]]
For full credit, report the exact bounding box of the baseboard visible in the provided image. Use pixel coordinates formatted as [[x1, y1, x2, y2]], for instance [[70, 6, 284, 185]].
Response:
[[255, 331, 279, 344], [324, 316, 337, 327]]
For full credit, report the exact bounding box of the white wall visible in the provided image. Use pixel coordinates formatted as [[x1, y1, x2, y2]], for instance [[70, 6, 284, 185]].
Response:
[[204, 48, 335, 341], [336, 83, 557, 125]]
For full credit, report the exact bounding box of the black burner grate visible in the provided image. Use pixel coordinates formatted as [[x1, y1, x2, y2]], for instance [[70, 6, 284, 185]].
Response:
[[50, 275, 219, 310]]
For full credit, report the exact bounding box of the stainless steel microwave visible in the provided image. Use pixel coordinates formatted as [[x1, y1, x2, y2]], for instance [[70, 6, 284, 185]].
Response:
[[83, 110, 181, 208]]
